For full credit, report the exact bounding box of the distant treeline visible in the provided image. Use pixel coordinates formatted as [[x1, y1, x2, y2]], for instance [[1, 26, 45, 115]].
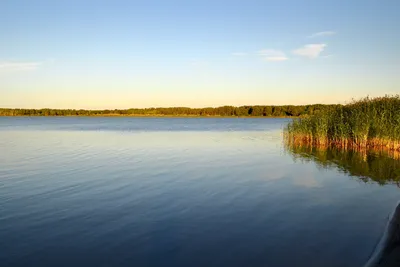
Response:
[[0, 104, 337, 117]]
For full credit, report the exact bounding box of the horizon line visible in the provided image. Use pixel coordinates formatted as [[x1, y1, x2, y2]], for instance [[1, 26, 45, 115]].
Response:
[[0, 103, 338, 110]]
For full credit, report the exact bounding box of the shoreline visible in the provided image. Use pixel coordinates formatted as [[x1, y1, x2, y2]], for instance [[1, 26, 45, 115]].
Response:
[[285, 135, 400, 153], [285, 139, 400, 161], [0, 115, 295, 119]]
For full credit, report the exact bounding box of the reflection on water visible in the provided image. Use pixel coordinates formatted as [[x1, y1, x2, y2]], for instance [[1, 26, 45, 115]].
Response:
[[285, 143, 400, 186], [1, 117, 400, 267], [284, 143, 400, 267]]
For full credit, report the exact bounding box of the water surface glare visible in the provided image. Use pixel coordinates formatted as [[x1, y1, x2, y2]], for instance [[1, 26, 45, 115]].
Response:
[[1, 117, 399, 267]]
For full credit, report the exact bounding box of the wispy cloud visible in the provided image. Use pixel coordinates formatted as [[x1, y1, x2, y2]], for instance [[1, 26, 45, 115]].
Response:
[[308, 31, 336, 38], [0, 61, 41, 72], [232, 52, 247, 56], [292, 44, 326, 59], [258, 49, 288, 61]]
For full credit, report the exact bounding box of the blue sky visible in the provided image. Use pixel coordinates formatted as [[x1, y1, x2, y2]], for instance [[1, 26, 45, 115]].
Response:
[[1, 0, 399, 109]]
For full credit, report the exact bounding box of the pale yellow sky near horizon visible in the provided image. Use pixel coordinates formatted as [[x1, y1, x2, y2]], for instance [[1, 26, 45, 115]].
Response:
[[1, 88, 396, 109], [1, 60, 399, 109]]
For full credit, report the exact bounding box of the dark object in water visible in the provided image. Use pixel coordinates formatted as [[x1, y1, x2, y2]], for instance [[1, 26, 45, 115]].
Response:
[[365, 202, 400, 267]]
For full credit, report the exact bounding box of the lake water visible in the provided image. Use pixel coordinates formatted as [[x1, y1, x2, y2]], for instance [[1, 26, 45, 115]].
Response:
[[1, 117, 399, 267]]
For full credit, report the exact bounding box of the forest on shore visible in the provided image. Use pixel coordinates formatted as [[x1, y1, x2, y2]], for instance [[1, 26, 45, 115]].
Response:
[[0, 104, 336, 117]]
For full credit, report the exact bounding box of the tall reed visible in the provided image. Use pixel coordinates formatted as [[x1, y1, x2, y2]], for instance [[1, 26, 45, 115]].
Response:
[[285, 96, 400, 151]]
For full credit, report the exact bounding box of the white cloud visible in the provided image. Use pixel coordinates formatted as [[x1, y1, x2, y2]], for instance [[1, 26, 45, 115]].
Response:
[[258, 49, 288, 61], [308, 31, 336, 38], [292, 44, 326, 59], [0, 61, 41, 72], [232, 52, 247, 56]]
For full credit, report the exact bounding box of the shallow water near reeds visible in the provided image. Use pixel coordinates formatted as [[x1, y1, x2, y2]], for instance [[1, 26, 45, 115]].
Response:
[[1, 117, 400, 267]]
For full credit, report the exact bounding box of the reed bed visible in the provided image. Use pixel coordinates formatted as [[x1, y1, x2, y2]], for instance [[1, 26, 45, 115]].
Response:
[[285, 96, 400, 151]]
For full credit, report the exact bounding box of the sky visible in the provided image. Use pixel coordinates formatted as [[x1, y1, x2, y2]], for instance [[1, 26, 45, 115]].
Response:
[[1, 0, 399, 109]]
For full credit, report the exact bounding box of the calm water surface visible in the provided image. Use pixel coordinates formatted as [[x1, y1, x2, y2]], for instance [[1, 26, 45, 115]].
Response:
[[1, 117, 399, 267]]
